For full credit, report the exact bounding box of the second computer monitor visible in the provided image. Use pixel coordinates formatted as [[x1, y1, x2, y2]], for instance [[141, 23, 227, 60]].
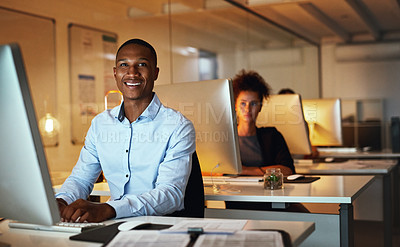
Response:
[[256, 94, 312, 155], [302, 98, 343, 146], [154, 79, 242, 174]]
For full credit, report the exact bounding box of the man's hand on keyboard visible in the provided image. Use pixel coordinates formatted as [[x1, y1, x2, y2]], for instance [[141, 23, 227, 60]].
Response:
[[56, 198, 68, 214], [59, 199, 116, 223]]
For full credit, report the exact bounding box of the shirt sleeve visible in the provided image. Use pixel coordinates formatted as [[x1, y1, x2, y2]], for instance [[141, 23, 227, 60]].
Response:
[[55, 119, 103, 204], [106, 119, 196, 218]]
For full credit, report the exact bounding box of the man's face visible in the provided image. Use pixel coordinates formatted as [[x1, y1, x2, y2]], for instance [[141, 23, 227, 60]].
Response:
[[113, 44, 159, 103]]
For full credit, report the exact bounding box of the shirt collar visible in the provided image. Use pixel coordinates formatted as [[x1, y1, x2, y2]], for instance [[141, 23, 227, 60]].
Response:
[[114, 92, 162, 122]]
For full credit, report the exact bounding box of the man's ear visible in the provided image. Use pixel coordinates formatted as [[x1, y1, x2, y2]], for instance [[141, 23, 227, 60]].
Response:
[[154, 67, 160, 81], [113, 67, 117, 79]]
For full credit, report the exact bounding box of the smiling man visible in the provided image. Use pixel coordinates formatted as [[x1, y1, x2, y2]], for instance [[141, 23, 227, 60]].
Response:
[[56, 39, 196, 222]]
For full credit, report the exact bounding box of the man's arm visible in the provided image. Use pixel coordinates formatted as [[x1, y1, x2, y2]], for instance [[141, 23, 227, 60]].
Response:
[[55, 120, 103, 220]]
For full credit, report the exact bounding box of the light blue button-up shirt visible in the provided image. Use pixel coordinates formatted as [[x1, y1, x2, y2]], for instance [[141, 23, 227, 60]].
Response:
[[56, 93, 196, 218]]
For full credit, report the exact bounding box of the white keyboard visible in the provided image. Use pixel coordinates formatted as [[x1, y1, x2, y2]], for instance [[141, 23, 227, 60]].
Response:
[[8, 221, 105, 233], [317, 147, 358, 153], [202, 176, 263, 184]]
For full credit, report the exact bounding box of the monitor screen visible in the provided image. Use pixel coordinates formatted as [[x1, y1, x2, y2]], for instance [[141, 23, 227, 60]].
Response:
[[0, 43, 60, 225], [302, 98, 343, 146], [154, 79, 242, 174], [256, 94, 312, 155]]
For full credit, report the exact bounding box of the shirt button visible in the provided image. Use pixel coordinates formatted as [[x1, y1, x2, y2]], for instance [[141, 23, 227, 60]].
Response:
[[126, 150, 128, 153], [126, 174, 129, 178]]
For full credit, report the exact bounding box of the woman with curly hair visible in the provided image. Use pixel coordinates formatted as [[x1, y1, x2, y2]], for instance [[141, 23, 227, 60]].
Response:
[[232, 69, 295, 176], [226, 70, 310, 212]]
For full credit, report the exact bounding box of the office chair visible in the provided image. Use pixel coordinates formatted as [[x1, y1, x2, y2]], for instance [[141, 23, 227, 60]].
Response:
[[167, 151, 205, 218]]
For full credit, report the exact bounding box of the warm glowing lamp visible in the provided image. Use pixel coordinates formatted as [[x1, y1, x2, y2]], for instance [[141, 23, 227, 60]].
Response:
[[39, 113, 60, 146]]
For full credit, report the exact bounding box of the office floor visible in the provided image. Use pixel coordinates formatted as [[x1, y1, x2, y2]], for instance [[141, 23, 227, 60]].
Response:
[[207, 202, 400, 246], [354, 220, 400, 247], [302, 203, 400, 246]]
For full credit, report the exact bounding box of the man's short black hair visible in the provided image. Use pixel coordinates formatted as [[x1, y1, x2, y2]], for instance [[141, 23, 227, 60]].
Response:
[[116, 38, 157, 67]]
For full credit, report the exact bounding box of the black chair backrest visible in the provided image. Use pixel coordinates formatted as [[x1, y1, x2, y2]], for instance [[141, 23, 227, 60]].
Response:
[[167, 151, 204, 218]]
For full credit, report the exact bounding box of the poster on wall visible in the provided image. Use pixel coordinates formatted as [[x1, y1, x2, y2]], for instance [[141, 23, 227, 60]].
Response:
[[69, 24, 118, 145]]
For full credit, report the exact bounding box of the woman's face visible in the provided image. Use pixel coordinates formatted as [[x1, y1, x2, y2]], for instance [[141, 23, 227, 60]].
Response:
[[235, 91, 262, 125]]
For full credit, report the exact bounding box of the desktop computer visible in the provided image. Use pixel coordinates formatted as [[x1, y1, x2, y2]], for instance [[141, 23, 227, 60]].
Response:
[[0, 43, 60, 226], [256, 94, 312, 155], [0, 43, 103, 232], [154, 79, 242, 175], [391, 117, 400, 153], [302, 98, 343, 147]]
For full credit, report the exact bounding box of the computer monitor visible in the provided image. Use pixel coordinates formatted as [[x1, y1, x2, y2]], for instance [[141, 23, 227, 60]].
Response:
[[0, 43, 60, 225], [302, 98, 343, 146], [154, 79, 242, 174], [256, 94, 312, 155]]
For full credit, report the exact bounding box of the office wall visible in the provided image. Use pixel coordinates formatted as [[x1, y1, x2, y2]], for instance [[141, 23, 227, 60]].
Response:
[[249, 45, 319, 98], [321, 42, 400, 122]]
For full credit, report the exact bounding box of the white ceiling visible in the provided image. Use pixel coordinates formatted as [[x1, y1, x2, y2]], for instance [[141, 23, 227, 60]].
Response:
[[118, 0, 400, 46], [239, 0, 400, 45]]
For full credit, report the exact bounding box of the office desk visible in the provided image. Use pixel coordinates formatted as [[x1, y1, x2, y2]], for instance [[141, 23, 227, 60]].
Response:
[[295, 159, 397, 174], [204, 175, 374, 247], [0, 216, 315, 247], [295, 159, 398, 247], [55, 176, 374, 246], [318, 150, 400, 159]]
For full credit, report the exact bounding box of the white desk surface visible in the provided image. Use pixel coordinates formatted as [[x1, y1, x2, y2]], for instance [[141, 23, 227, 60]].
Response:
[[0, 216, 315, 247], [54, 175, 375, 204], [318, 151, 400, 158], [204, 175, 375, 204], [295, 159, 397, 175]]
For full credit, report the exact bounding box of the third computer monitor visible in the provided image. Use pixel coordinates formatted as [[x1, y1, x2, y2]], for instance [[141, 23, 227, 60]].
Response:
[[256, 94, 312, 155], [154, 79, 242, 175], [302, 98, 343, 146]]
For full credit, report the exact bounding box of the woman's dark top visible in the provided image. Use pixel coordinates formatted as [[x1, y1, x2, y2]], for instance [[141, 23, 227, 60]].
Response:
[[225, 127, 302, 211], [240, 127, 295, 173]]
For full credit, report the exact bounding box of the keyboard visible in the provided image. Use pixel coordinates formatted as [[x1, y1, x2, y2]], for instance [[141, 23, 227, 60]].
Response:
[[202, 176, 263, 185], [8, 221, 105, 233]]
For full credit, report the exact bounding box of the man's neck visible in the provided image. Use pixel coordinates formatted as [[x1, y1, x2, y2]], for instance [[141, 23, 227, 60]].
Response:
[[123, 95, 153, 123]]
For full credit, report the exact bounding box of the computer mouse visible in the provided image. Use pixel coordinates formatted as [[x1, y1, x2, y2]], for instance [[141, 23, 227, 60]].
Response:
[[117, 221, 148, 231], [324, 157, 334, 163], [287, 174, 304, 180]]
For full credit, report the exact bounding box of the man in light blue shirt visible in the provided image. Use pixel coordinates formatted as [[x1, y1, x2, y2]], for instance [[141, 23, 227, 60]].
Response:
[[56, 39, 195, 222]]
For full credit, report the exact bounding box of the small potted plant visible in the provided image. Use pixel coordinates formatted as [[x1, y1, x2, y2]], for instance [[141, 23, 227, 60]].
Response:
[[264, 168, 283, 190]]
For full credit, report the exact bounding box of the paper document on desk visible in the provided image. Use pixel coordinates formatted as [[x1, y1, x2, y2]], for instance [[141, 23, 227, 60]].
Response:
[[193, 231, 284, 247], [106, 230, 189, 247], [106, 229, 284, 247], [164, 219, 247, 234]]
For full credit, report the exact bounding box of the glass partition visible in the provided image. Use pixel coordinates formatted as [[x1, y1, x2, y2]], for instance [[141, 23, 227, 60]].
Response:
[[130, 0, 319, 98], [0, 8, 57, 146]]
